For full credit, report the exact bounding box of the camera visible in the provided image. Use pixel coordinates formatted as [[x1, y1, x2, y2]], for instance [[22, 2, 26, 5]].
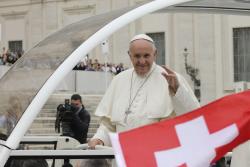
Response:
[[57, 99, 78, 114], [55, 99, 79, 136]]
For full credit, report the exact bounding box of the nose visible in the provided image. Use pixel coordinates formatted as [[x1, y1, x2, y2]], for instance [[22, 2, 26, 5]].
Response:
[[138, 57, 146, 65]]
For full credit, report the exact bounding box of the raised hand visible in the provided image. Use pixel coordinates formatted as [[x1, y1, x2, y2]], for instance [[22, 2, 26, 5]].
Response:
[[161, 65, 179, 96]]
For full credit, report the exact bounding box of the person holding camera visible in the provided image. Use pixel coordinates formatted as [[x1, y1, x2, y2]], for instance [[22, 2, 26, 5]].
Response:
[[55, 94, 90, 144]]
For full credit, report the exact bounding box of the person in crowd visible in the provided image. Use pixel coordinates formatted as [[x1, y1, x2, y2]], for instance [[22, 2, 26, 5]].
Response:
[[73, 62, 86, 71], [6, 51, 17, 64], [85, 62, 95, 71], [93, 59, 99, 71], [1, 47, 7, 57], [56, 94, 90, 144], [115, 63, 124, 74], [96, 63, 103, 72], [88, 34, 200, 150], [78, 62, 87, 71], [73, 62, 80, 70], [0, 48, 23, 65], [0, 47, 4, 65], [0, 97, 22, 136], [2, 47, 8, 65], [80, 54, 88, 67], [110, 64, 117, 75], [101, 63, 110, 73], [84, 58, 92, 70], [87, 58, 92, 65]]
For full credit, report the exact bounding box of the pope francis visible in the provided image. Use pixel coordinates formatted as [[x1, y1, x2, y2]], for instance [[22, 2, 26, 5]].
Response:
[[88, 34, 200, 148]]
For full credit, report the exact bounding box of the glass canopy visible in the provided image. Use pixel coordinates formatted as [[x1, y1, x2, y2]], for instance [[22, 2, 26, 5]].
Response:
[[0, 6, 135, 138]]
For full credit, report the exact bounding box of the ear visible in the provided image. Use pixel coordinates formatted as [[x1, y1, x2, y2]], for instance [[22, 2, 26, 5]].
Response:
[[154, 49, 157, 60], [128, 51, 132, 58]]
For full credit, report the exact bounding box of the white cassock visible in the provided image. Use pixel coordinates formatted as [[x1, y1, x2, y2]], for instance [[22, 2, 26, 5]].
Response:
[[92, 63, 200, 146]]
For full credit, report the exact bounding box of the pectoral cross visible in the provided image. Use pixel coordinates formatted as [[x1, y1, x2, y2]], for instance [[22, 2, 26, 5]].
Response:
[[124, 110, 132, 124]]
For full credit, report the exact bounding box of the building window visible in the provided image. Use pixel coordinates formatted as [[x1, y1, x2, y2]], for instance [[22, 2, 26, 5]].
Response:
[[146, 32, 165, 65], [233, 27, 250, 82], [8, 40, 23, 53]]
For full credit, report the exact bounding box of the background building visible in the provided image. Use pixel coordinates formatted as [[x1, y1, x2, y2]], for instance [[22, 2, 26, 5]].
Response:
[[0, 0, 249, 105]]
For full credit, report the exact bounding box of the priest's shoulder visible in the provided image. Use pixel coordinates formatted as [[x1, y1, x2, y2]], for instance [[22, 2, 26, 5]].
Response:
[[113, 68, 133, 81]]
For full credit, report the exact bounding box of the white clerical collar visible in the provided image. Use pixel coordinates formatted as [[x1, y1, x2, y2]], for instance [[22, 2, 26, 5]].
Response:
[[134, 62, 156, 78]]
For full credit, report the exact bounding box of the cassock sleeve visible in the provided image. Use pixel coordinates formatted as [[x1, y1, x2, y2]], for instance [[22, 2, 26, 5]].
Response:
[[92, 117, 116, 146], [95, 76, 118, 118], [92, 76, 120, 146], [172, 73, 200, 115]]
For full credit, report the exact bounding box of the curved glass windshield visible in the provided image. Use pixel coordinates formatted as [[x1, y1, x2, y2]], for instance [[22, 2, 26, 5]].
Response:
[[0, 6, 135, 138]]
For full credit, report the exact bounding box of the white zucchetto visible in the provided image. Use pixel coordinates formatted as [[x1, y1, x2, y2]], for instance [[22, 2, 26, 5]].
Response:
[[130, 34, 154, 43]]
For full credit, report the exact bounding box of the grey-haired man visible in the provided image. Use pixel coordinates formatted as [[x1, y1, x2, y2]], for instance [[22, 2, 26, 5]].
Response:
[[88, 34, 200, 148]]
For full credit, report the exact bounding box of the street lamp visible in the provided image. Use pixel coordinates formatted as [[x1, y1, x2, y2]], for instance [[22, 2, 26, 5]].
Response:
[[183, 48, 201, 101]]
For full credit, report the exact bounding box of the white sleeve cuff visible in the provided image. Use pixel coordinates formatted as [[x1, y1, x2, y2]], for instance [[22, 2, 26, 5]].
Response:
[[92, 124, 112, 146]]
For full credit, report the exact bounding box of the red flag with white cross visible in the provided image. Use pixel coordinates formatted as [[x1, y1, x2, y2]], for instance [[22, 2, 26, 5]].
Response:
[[110, 90, 250, 167]]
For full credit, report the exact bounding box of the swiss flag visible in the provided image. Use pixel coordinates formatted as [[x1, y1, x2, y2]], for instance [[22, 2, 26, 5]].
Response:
[[110, 90, 250, 167]]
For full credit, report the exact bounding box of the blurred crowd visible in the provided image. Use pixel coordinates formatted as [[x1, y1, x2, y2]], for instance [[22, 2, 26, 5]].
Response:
[[0, 47, 23, 65], [0, 47, 127, 75], [73, 58, 126, 75]]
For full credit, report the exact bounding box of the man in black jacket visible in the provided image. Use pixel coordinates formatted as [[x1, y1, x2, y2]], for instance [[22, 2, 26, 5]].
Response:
[[70, 94, 90, 144], [56, 94, 90, 144]]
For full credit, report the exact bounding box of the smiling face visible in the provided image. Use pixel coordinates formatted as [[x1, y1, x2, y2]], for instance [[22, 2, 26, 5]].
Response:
[[128, 39, 157, 76]]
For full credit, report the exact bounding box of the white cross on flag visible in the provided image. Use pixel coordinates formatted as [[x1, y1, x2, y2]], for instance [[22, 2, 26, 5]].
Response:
[[110, 90, 250, 167]]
